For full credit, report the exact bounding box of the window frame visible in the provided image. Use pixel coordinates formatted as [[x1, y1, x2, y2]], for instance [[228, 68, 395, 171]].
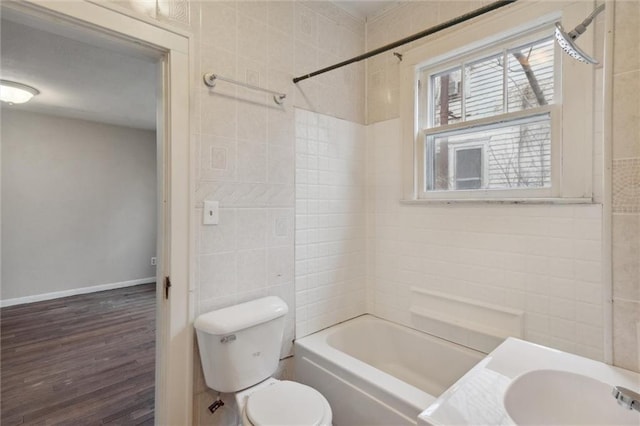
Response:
[[400, 1, 595, 203]]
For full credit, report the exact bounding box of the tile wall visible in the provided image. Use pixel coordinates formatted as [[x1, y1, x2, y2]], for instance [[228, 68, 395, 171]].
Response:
[[367, 119, 605, 359], [294, 109, 367, 338], [106, 0, 191, 29], [611, 0, 640, 372], [190, 1, 366, 423], [365, 0, 608, 361]]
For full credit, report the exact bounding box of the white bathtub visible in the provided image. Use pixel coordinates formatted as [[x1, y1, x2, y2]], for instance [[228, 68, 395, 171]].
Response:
[[294, 315, 484, 426]]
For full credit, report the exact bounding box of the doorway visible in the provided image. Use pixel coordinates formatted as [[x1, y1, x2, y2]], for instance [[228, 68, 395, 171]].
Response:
[[0, 2, 192, 424], [1, 9, 159, 423]]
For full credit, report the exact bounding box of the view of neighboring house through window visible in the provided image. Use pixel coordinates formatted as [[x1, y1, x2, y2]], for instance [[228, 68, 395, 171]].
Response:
[[454, 146, 483, 190], [420, 33, 555, 194]]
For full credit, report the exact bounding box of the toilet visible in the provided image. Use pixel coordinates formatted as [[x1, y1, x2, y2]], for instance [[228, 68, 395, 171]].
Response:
[[194, 296, 332, 426]]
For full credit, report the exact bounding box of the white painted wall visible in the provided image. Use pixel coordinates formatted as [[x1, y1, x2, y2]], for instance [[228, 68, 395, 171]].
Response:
[[1, 109, 157, 303]]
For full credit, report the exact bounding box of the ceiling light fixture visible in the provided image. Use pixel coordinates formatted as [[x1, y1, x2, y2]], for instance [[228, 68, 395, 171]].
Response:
[[0, 80, 40, 105]]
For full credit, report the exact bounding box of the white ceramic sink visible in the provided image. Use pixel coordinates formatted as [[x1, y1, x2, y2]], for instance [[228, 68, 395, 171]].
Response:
[[419, 339, 640, 426], [504, 369, 640, 425]]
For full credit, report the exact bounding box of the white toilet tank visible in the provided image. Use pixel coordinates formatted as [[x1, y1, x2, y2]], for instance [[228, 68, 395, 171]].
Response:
[[194, 296, 288, 393]]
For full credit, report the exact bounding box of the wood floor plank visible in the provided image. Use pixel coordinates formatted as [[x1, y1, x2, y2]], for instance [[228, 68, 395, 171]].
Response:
[[1, 284, 155, 425]]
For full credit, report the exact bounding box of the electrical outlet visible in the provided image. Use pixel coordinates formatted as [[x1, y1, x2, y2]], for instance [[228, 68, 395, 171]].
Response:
[[151, 257, 157, 266]]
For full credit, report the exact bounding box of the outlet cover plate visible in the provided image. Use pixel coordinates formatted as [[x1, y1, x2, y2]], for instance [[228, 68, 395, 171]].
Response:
[[203, 200, 219, 225]]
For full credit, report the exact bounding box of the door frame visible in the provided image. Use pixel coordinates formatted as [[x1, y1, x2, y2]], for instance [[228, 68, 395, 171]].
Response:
[[1, 1, 194, 424]]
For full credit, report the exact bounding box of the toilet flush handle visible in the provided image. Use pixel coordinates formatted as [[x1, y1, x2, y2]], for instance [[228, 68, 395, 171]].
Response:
[[220, 334, 236, 343], [208, 394, 225, 414]]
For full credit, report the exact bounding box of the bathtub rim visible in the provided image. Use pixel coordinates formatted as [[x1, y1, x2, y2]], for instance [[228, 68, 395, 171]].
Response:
[[294, 314, 486, 416]]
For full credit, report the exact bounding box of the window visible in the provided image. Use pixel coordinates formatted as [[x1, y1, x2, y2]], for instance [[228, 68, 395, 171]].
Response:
[[421, 34, 555, 194], [401, 1, 595, 202]]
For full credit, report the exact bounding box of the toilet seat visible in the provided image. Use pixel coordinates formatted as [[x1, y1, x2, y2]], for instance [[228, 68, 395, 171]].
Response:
[[244, 381, 329, 426]]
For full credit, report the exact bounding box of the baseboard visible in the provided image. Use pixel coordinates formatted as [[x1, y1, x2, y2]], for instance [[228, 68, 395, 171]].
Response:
[[0, 277, 156, 308]]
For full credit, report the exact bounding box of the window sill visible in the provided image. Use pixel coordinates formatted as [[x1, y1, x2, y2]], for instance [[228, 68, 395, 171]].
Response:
[[400, 197, 595, 205]]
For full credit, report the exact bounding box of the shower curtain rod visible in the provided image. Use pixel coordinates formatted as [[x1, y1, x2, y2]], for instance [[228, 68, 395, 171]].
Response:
[[292, 0, 517, 84]]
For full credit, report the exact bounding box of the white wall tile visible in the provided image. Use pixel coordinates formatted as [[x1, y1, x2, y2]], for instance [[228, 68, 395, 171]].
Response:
[[294, 109, 367, 337], [199, 135, 237, 182], [200, 3, 237, 53], [268, 144, 295, 185], [295, 3, 318, 47], [199, 208, 237, 254], [237, 139, 267, 183], [200, 91, 237, 139], [237, 14, 268, 64], [367, 118, 606, 360], [268, 246, 294, 286], [237, 249, 267, 293], [199, 252, 237, 300], [237, 101, 268, 142], [267, 208, 294, 248], [236, 209, 268, 250]]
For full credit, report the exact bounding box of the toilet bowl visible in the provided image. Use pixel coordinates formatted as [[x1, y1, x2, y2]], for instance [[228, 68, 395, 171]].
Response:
[[235, 378, 332, 426], [194, 296, 332, 426]]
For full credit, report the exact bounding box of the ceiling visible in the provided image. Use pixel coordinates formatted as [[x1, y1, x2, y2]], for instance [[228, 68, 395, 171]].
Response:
[[0, 12, 157, 130], [334, 1, 399, 20]]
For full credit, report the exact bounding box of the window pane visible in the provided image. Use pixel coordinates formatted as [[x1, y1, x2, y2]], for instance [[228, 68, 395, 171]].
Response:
[[507, 37, 554, 112], [425, 114, 551, 191], [455, 148, 483, 190], [431, 67, 462, 127], [465, 54, 503, 121]]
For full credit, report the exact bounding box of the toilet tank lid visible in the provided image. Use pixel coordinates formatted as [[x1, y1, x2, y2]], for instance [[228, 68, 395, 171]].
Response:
[[194, 296, 288, 335]]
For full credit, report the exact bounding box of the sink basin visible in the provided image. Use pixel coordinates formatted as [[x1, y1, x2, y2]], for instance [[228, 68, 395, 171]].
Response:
[[504, 369, 640, 425]]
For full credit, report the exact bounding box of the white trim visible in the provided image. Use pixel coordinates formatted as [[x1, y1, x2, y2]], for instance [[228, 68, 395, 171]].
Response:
[[86, 0, 191, 38], [400, 197, 594, 205], [416, 12, 561, 73], [422, 106, 555, 136], [420, 112, 555, 198], [420, 26, 557, 120], [420, 31, 557, 198], [447, 141, 488, 190], [601, 0, 614, 365], [0, 278, 155, 308]]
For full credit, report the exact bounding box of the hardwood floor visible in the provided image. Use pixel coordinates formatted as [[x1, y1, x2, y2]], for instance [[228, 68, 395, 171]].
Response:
[[1, 284, 156, 425]]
